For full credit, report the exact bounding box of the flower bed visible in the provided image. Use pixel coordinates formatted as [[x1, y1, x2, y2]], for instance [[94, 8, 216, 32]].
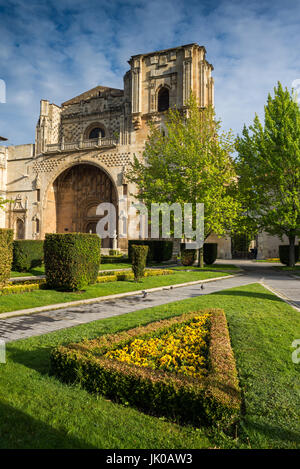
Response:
[[0, 279, 46, 295], [50, 309, 241, 429], [105, 313, 210, 378], [96, 269, 174, 283]]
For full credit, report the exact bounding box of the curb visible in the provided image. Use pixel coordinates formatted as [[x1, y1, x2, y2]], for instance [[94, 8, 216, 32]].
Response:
[[10, 275, 46, 283], [260, 282, 300, 312], [288, 274, 300, 280], [0, 274, 239, 320]]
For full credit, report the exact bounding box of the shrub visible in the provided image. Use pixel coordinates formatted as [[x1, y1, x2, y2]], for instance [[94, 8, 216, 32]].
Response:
[[145, 269, 174, 277], [44, 233, 101, 291], [101, 255, 130, 264], [181, 249, 197, 266], [128, 240, 173, 264], [0, 280, 46, 296], [13, 240, 44, 272], [96, 275, 118, 283], [180, 243, 218, 266], [50, 309, 241, 429], [131, 244, 149, 281], [0, 269, 174, 297], [108, 249, 121, 256], [204, 243, 218, 265], [97, 269, 174, 283], [279, 245, 299, 265], [0, 228, 14, 285]]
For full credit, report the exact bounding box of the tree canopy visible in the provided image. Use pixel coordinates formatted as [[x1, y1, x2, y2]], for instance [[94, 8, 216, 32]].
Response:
[[236, 82, 300, 266], [128, 94, 240, 264]]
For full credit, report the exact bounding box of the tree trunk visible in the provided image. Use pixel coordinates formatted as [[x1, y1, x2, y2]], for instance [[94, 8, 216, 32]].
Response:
[[197, 247, 204, 268], [288, 235, 296, 268]]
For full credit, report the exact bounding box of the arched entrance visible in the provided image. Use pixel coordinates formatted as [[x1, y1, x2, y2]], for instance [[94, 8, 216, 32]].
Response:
[[52, 163, 117, 248]]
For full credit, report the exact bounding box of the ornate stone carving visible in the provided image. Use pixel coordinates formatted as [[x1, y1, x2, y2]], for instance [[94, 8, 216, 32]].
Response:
[[121, 165, 128, 184], [34, 174, 41, 189], [13, 194, 25, 211], [132, 114, 142, 130]]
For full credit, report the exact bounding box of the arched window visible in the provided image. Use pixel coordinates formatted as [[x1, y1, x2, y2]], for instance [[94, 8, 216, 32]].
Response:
[[89, 127, 105, 139], [158, 87, 169, 112]]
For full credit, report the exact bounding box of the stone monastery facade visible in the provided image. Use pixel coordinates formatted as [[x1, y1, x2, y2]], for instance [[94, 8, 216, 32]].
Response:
[[0, 43, 290, 258]]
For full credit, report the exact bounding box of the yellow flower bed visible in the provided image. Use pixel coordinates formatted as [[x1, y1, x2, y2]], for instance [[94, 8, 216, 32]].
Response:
[[105, 312, 211, 378], [0, 279, 46, 295], [97, 269, 174, 283]]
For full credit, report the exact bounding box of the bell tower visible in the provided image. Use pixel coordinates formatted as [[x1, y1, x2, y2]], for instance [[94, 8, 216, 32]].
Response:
[[125, 43, 214, 142]]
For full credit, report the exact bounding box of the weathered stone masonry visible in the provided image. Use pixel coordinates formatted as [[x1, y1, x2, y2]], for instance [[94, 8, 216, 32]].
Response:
[[0, 43, 216, 252]]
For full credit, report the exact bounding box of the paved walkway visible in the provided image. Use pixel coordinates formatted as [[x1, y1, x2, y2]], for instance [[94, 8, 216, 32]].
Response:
[[0, 261, 299, 342]]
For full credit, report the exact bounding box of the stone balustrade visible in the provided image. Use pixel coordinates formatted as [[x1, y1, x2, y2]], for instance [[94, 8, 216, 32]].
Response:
[[45, 137, 118, 153]]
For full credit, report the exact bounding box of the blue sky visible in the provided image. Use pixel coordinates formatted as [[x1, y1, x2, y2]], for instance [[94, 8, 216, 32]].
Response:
[[0, 0, 300, 145]]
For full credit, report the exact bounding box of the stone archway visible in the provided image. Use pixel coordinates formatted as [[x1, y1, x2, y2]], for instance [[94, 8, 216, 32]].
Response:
[[49, 163, 117, 248]]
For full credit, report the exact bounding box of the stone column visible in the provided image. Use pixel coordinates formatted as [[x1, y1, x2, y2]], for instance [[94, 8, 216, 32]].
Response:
[[183, 58, 192, 105], [132, 64, 141, 114]]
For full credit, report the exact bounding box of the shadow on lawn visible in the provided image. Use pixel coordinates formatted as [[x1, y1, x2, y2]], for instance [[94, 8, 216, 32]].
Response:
[[212, 289, 283, 302], [0, 401, 96, 449], [7, 344, 53, 375], [242, 419, 300, 448]]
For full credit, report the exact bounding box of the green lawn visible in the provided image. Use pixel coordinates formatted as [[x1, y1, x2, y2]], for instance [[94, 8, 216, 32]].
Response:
[[0, 283, 299, 449], [10, 266, 45, 278], [0, 270, 227, 314], [173, 263, 241, 271], [10, 262, 240, 279], [276, 265, 300, 275], [99, 262, 131, 270], [10, 263, 131, 277]]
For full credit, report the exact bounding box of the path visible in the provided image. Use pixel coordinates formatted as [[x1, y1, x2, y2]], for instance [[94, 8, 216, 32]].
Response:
[[0, 261, 299, 342]]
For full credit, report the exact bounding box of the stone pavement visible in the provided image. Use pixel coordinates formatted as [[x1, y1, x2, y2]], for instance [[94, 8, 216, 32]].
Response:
[[0, 261, 299, 343]]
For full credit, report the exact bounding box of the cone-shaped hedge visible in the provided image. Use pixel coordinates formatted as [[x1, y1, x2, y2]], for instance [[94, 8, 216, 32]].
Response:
[[131, 244, 149, 281], [44, 233, 101, 291], [0, 229, 14, 285], [203, 243, 218, 265], [279, 245, 299, 265]]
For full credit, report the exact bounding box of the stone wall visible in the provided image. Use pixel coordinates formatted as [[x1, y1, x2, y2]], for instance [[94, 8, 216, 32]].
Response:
[[7, 43, 289, 258]]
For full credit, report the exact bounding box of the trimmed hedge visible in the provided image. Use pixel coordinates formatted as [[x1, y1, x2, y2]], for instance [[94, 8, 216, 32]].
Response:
[[0, 280, 46, 296], [101, 255, 130, 264], [180, 243, 218, 265], [131, 244, 148, 281], [44, 233, 101, 291], [50, 309, 241, 429], [108, 250, 121, 256], [279, 245, 299, 265], [181, 249, 197, 266], [97, 269, 174, 283], [0, 228, 14, 285], [204, 243, 218, 265], [128, 240, 173, 264], [13, 240, 44, 272], [0, 269, 174, 296]]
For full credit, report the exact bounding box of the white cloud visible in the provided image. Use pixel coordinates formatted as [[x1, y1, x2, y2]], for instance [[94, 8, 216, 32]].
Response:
[[0, 0, 300, 144]]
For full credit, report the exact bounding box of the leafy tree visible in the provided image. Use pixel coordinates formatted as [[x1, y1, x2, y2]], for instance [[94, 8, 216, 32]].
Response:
[[236, 82, 300, 267], [128, 94, 240, 266], [0, 197, 10, 210]]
